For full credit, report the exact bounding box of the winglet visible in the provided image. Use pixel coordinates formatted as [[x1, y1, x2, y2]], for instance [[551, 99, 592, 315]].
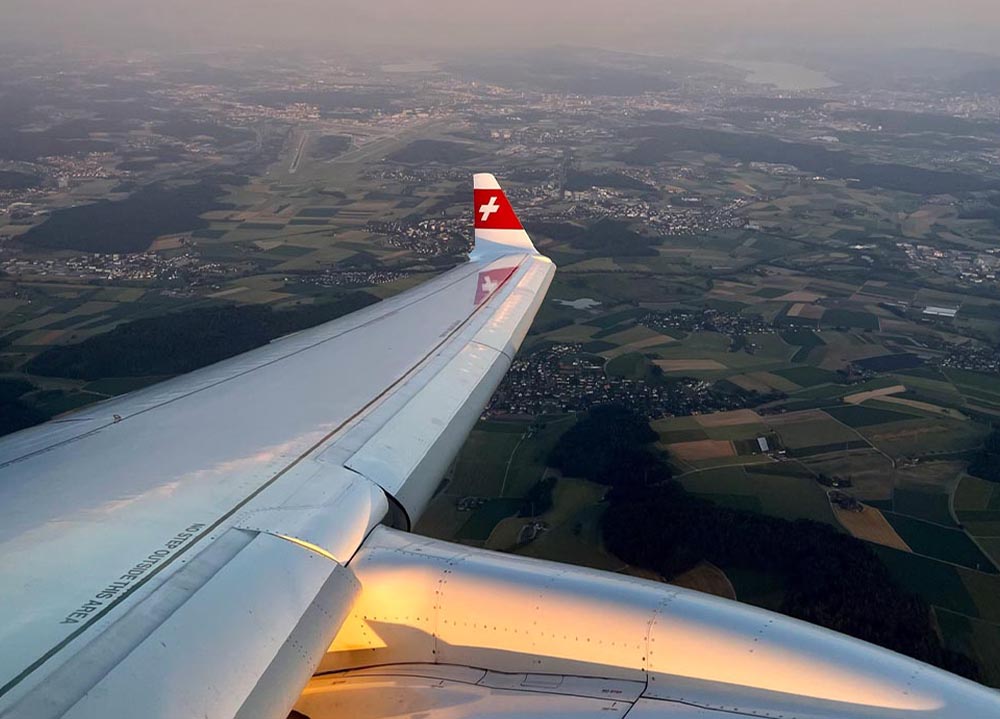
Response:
[[470, 173, 538, 261]]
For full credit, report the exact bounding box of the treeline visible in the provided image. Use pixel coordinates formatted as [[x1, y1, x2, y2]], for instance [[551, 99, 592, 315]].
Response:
[[525, 219, 659, 257], [969, 426, 1000, 484], [548, 404, 980, 680], [0, 170, 40, 190], [25, 292, 379, 380], [0, 378, 47, 436], [958, 195, 1000, 229], [20, 178, 236, 254], [519, 476, 557, 517], [387, 140, 476, 165], [620, 125, 999, 195], [548, 405, 671, 486], [565, 169, 654, 193], [604, 484, 978, 679]]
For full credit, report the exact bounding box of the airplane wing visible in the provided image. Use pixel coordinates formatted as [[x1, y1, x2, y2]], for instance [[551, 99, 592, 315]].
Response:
[[0, 174, 552, 718], [1, 174, 997, 719]]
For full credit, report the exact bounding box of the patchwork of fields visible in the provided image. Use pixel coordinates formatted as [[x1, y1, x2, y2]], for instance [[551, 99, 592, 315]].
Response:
[[7, 78, 1000, 685], [428, 278, 1000, 684]]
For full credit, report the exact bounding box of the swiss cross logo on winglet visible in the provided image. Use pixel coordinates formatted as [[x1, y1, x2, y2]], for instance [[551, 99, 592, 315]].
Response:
[[474, 189, 523, 230], [475, 266, 517, 305]]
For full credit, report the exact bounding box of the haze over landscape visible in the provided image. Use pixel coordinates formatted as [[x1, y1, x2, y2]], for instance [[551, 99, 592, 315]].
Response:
[[4, 0, 1000, 55]]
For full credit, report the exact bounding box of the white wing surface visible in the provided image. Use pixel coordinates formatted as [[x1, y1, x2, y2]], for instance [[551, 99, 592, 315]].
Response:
[[0, 174, 553, 718]]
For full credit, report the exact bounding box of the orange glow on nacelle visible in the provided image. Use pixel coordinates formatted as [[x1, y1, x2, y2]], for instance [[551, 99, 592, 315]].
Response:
[[321, 530, 951, 714]]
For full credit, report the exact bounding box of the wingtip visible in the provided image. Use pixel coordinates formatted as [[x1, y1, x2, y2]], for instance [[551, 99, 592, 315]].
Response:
[[473, 173, 501, 190], [471, 172, 540, 261]]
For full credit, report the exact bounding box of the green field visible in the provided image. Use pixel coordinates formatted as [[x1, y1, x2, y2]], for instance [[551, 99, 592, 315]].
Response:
[[586, 307, 648, 329], [753, 287, 788, 299], [955, 475, 1000, 512], [954, 477, 1000, 566], [875, 547, 980, 617], [791, 384, 854, 400], [774, 418, 859, 448], [680, 466, 838, 525], [513, 481, 621, 571], [883, 512, 997, 572], [787, 439, 870, 458], [478, 420, 533, 434], [964, 616, 1000, 687], [863, 418, 988, 459], [979, 539, 1000, 567], [704, 422, 770, 441], [945, 368, 1000, 406], [780, 329, 826, 347], [446, 417, 576, 503], [773, 366, 843, 387], [445, 427, 525, 498], [821, 308, 879, 330], [659, 428, 710, 443], [824, 404, 920, 428], [893, 487, 958, 526], [456, 499, 523, 541]]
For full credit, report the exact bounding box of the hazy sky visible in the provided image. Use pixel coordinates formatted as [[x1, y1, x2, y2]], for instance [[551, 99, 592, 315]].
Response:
[[4, 0, 1000, 56]]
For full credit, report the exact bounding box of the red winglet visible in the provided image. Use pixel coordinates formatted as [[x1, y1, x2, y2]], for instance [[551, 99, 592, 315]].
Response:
[[474, 188, 523, 230]]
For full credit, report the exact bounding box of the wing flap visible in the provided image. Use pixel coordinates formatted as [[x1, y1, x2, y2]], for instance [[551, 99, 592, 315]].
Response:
[[60, 533, 359, 719]]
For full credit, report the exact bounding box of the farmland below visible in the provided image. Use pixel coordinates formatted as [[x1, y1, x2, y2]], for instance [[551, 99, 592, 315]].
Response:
[[5, 46, 1000, 688]]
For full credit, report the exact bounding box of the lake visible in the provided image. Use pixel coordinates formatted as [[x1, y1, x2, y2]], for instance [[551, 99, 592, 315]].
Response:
[[728, 60, 839, 91]]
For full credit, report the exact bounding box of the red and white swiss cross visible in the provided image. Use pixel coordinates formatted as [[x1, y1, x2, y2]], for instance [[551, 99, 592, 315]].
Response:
[[474, 188, 523, 230], [474, 266, 517, 305]]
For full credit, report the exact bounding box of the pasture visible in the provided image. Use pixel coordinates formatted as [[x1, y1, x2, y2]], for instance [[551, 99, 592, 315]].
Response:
[[835, 505, 911, 552]]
